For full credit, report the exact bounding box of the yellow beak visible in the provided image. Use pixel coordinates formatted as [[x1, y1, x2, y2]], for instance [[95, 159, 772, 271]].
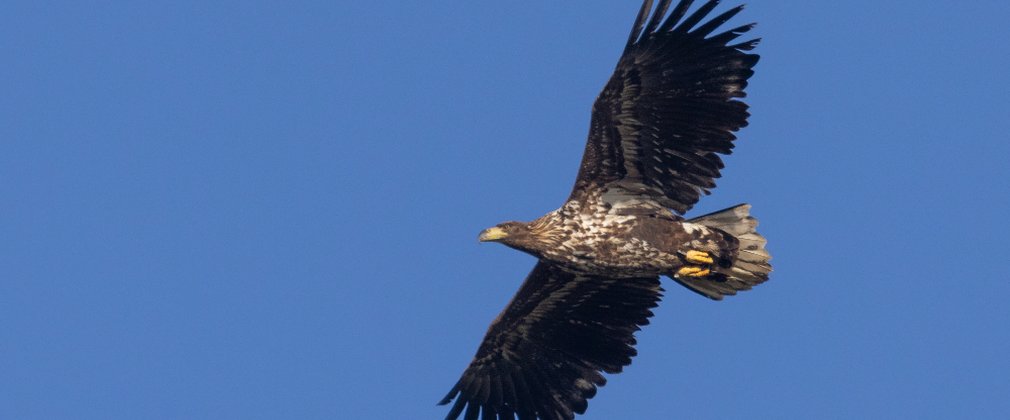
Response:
[[478, 227, 508, 242]]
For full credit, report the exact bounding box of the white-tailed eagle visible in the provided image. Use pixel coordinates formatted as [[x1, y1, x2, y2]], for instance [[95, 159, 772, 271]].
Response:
[[441, 1, 771, 419]]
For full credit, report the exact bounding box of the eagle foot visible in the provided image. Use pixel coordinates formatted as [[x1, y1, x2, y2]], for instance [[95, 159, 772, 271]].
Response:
[[685, 250, 714, 265], [677, 265, 711, 278]]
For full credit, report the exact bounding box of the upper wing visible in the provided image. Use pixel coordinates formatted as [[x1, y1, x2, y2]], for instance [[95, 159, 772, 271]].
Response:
[[439, 262, 662, 420], [570, 0, 760, 214]]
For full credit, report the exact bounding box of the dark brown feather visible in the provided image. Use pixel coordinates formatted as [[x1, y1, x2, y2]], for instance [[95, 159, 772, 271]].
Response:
[[439, 262, 662, 419], [569, 0, 759, 215]]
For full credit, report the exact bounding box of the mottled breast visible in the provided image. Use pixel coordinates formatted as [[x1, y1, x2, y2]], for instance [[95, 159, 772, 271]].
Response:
[[542, 197, 683, 277]]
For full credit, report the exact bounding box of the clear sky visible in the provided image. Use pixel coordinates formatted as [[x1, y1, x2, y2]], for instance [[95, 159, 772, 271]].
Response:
[[3, 1, 1010, 419]]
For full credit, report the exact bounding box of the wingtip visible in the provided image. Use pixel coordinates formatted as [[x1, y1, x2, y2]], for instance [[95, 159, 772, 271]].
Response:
[[642, 0, 674, 36], [438, 383, 460, 406], [733, 37, 761, 51], [624, 0, 655, 50], [443, 392, 468, 419]]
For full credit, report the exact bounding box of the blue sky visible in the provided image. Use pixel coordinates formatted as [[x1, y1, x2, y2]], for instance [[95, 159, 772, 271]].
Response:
[[3, 1, 1010, 419]]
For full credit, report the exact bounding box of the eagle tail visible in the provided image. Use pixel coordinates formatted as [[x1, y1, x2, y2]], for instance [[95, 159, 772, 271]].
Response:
[[679, 204, 771, 300]]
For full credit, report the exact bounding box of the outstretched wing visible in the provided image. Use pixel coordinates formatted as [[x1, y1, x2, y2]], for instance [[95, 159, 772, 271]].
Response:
[[570, 0, 760, 214], [439, 262, 662, 420]]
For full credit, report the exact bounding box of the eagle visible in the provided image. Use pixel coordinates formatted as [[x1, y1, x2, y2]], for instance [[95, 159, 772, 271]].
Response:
[[440, 1, 771, 419]]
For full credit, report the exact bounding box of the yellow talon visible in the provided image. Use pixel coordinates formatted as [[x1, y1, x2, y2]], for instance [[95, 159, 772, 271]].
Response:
[[685, 250, 714, 265], [677, 266, 711, 278]]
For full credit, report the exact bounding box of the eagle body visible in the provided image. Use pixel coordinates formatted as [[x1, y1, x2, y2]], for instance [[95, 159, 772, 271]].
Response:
[[442, 1, 773, 419], [515, 193, 736, 279]]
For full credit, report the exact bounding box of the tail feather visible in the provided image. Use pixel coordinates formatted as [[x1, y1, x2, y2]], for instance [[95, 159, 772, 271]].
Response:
[[676, 204, 772, 300]]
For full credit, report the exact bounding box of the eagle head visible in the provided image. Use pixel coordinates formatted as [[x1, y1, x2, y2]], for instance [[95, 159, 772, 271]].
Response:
[[478, 221, 530, 244], [479, 217, 563, 255]]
